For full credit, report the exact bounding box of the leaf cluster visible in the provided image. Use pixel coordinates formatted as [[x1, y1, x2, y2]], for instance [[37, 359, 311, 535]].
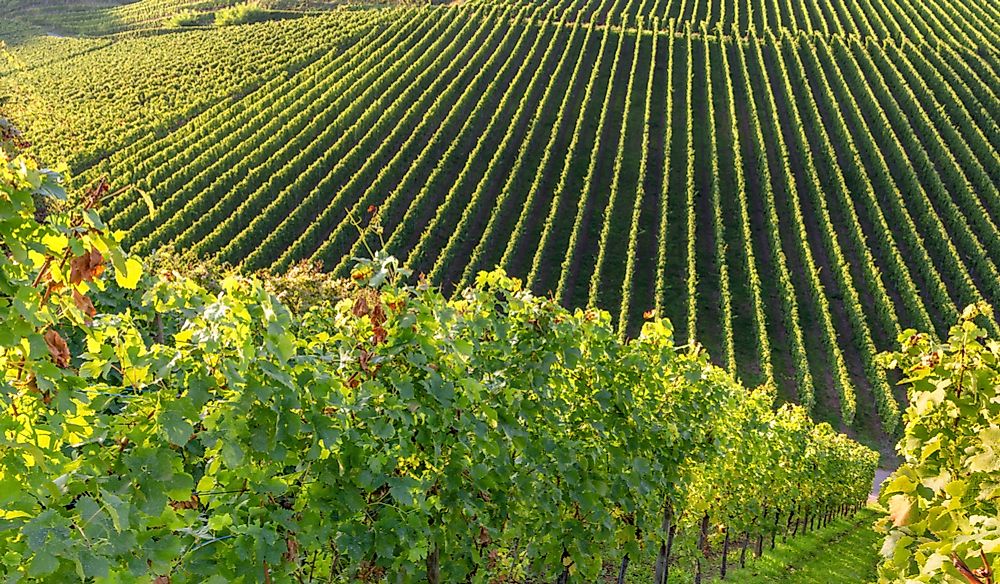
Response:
[[877, 303, 1000, 583]]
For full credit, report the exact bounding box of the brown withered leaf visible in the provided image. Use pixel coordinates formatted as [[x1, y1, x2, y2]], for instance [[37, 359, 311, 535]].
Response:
[[45, 279, 64, 298], [73, 289, 97, 318], [168, 495, 200, 511], [152, 577, 170, 584], [372, 325, 387, 346], [370, 302, 386, 327], [44, 329, 70, 367], [356, 561, 385, 583], [69, 249, 105, 285], [352, 293, 370, 318], [283, 536, 300, 564], [477, 525, 491, 547]]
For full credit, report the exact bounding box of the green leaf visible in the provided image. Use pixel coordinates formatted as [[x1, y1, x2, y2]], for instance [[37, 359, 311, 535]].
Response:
[[159, 408, 194, 446], [453, 339, 473, 358], [371, 419, 394, 440], [100, 490, 130, 532], [968, 429, 1000, 473], [222, 441, 244, 468], [78, 549, 110, 579], [28, 551, 59, 577], [389, 478, 415, 507], [208, 513, 233, 531], [407, 538, 428, 562]]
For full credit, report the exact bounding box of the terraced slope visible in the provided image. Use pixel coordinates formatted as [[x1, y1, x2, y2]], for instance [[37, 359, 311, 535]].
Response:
[[475, 0, 1000, 45], [0, 0, 381, 36], [4, 0, 233, 35], [0, 11, 384, 165], [2, 0, 998, 446]]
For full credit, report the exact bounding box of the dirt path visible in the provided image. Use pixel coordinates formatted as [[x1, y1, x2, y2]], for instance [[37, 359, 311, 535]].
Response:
[[869, 468, 894, 502]]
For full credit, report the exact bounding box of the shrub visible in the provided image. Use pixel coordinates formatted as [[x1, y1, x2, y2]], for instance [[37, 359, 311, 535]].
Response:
[[166, 9, 203, 27], [214, 1, 268, 26]]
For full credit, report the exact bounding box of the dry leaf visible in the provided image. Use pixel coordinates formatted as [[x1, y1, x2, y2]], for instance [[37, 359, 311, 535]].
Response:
[[73, 289, 97, 318], [477, 525, 491, 547], [373, 325, 387, 346], [44, 329, 70, 367], [352, 292, 370, 317], [168, 495, 200, 511], [69, 249, 105, 285], [283, 536, 300, 563]]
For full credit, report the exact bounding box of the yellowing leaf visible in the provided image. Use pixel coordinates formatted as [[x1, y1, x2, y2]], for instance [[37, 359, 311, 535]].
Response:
[[883, 473, 917, 496], [114, 257, 142, 289], [41, 232, 68, 254], [944, 479, 967, 498], [888, 495, 915, 527], [967, 428, 1000, 474]]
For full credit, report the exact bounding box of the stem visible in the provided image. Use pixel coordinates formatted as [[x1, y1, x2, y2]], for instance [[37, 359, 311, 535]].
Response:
[[698, 513, 710, 552], [616, 554, 629, 584], [653, 502, 674, 584], [952, 553, 986, 584], [695, 512, 710, 583], [557, 567, 570, 584], [771, 509, 780, 550], [426, 544, 440, 584], [154, 312, 164, 345], [557, 549, 570, 584], [721, 527, 730, 579], [755, 508, 765, 558]]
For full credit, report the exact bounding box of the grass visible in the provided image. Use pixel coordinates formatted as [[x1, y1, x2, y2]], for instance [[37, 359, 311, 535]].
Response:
[[598, 507, 884, 583], [707, 507, 883, 583]]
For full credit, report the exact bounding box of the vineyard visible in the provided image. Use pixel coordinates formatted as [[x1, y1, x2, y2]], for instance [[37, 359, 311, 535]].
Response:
[[0, 0, 397, 36], [0, 134, 881, 582], [2, 0, 999, 446]]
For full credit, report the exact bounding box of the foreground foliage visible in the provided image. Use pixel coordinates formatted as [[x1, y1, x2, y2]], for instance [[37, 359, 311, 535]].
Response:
[[0, 125, 877, 582], [8, 0, 997, 439], [877, 304, 1000, 583]]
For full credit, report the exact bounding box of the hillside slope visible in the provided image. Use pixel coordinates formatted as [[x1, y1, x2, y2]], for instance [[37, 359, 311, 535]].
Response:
[[2, 0, 998, 447], [0, 0, 404, 36]]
